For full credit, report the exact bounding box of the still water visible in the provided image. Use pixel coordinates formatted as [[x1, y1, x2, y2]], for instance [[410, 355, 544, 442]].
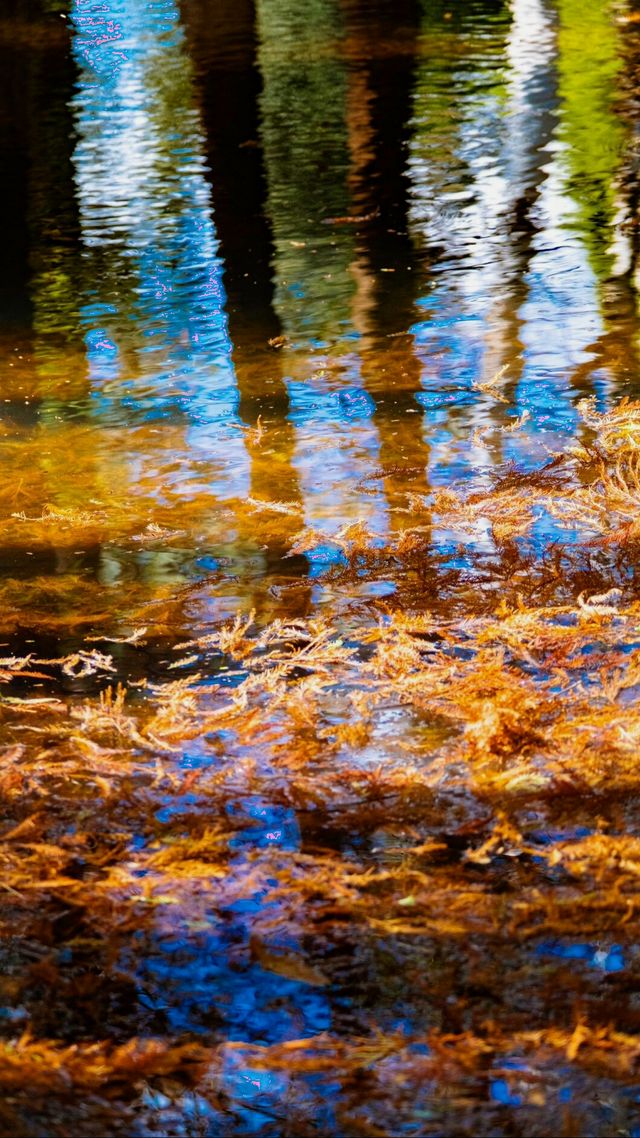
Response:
[[3, 0, 640, 1134], [2, 0, 640, 638]]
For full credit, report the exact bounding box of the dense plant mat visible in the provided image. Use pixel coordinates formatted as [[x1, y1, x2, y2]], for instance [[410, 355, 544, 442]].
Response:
[[4, 400, 640, 1134]]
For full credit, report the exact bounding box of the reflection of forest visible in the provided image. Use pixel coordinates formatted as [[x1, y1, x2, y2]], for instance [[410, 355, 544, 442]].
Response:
[[188, 0, 640, 489], [1, 0, 640, 620]]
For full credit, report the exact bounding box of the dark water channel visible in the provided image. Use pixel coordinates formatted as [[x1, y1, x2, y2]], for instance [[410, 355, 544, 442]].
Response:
[[3, 1, 640, 1135]]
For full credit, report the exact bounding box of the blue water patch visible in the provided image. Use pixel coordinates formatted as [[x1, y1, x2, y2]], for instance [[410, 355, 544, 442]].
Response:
[[286, 381, 376, 426], [491, 1078, 522, 1107], [536, 940, 625, 972], [337, 388, 376, 419], [532, 826, 593, 846], [306, 543, 348, 576], [415, 388, 477, 409], [410, 313, 482, 336], [228, 802, 302, 852]]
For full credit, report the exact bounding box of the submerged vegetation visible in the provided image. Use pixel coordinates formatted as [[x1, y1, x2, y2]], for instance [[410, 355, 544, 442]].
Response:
[[3, 400, 640, 1134], [7, 0, 640, 1132]]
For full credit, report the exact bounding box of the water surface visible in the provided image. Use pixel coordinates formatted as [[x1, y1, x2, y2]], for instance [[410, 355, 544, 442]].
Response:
[[2, 0, 639, 638], [3, 1, 640, 1134]]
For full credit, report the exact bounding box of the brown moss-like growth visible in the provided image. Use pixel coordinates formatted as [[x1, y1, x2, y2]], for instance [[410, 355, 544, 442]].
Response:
[[4, 401, 640, 1134]]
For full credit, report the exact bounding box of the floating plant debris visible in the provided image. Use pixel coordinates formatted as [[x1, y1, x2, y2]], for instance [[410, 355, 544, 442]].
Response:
[[0, 401, 640, 1132], [5, 0, 640, 1133]]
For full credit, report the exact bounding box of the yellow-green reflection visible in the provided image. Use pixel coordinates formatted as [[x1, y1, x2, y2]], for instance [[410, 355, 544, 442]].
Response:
[[556, 0, 626, 278], [255, 0, 357, 349]]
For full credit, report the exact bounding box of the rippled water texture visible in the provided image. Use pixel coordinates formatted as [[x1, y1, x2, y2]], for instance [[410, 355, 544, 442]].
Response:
[[3, 0, 640, 1134], [2, 0, 639, 631]]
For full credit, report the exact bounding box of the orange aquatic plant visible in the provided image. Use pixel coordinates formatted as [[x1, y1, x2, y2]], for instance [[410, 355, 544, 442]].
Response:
[[2, 401, 640, 1134]]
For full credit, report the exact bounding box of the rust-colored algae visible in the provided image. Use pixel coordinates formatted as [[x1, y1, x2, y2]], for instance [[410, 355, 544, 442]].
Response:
[[2, 401, 640, 1133]]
